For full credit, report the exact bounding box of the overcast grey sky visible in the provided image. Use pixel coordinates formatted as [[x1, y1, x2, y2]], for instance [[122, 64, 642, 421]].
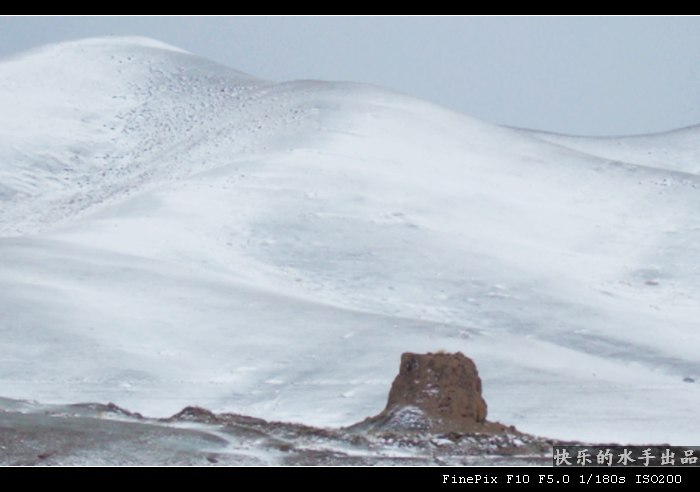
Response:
[[1, 16, 699, 136]]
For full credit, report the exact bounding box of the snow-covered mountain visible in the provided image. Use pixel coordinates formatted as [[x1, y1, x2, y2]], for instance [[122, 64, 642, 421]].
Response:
[[1, 36, 699, 445]]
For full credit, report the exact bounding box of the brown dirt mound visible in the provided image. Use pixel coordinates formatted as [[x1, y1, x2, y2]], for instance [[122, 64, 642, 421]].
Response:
[[351, 352, 512, 434]]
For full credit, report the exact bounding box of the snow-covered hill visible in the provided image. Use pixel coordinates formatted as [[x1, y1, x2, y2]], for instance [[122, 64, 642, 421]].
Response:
[[2, 36, 699, 445], [526, 125, 700, 176]]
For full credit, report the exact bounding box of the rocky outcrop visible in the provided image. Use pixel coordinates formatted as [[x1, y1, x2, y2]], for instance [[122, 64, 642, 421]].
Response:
[[351, 352, 510, 434]]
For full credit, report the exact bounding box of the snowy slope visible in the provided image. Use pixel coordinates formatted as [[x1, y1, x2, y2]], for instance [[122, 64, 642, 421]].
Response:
[[1, 37, 699, 445], [527, 125, 700, 176]]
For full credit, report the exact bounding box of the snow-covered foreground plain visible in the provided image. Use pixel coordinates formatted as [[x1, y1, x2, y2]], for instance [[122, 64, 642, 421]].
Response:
[[1, 37, 699, 446], [0, 398, 551, 466]]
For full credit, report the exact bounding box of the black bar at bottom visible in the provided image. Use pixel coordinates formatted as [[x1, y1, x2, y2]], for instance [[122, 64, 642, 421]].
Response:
[[4, 465, 700, 489]]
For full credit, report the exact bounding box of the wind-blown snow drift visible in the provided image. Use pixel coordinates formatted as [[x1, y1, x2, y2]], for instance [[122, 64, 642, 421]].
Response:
[[1, 37, 699, 444]]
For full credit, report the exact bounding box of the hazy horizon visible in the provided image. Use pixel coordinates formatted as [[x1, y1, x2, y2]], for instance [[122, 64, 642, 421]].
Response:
[[1, 16, 699, 137]]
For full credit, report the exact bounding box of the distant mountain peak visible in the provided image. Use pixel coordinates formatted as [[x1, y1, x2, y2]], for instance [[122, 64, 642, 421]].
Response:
[[42, 35, 190, 54]]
